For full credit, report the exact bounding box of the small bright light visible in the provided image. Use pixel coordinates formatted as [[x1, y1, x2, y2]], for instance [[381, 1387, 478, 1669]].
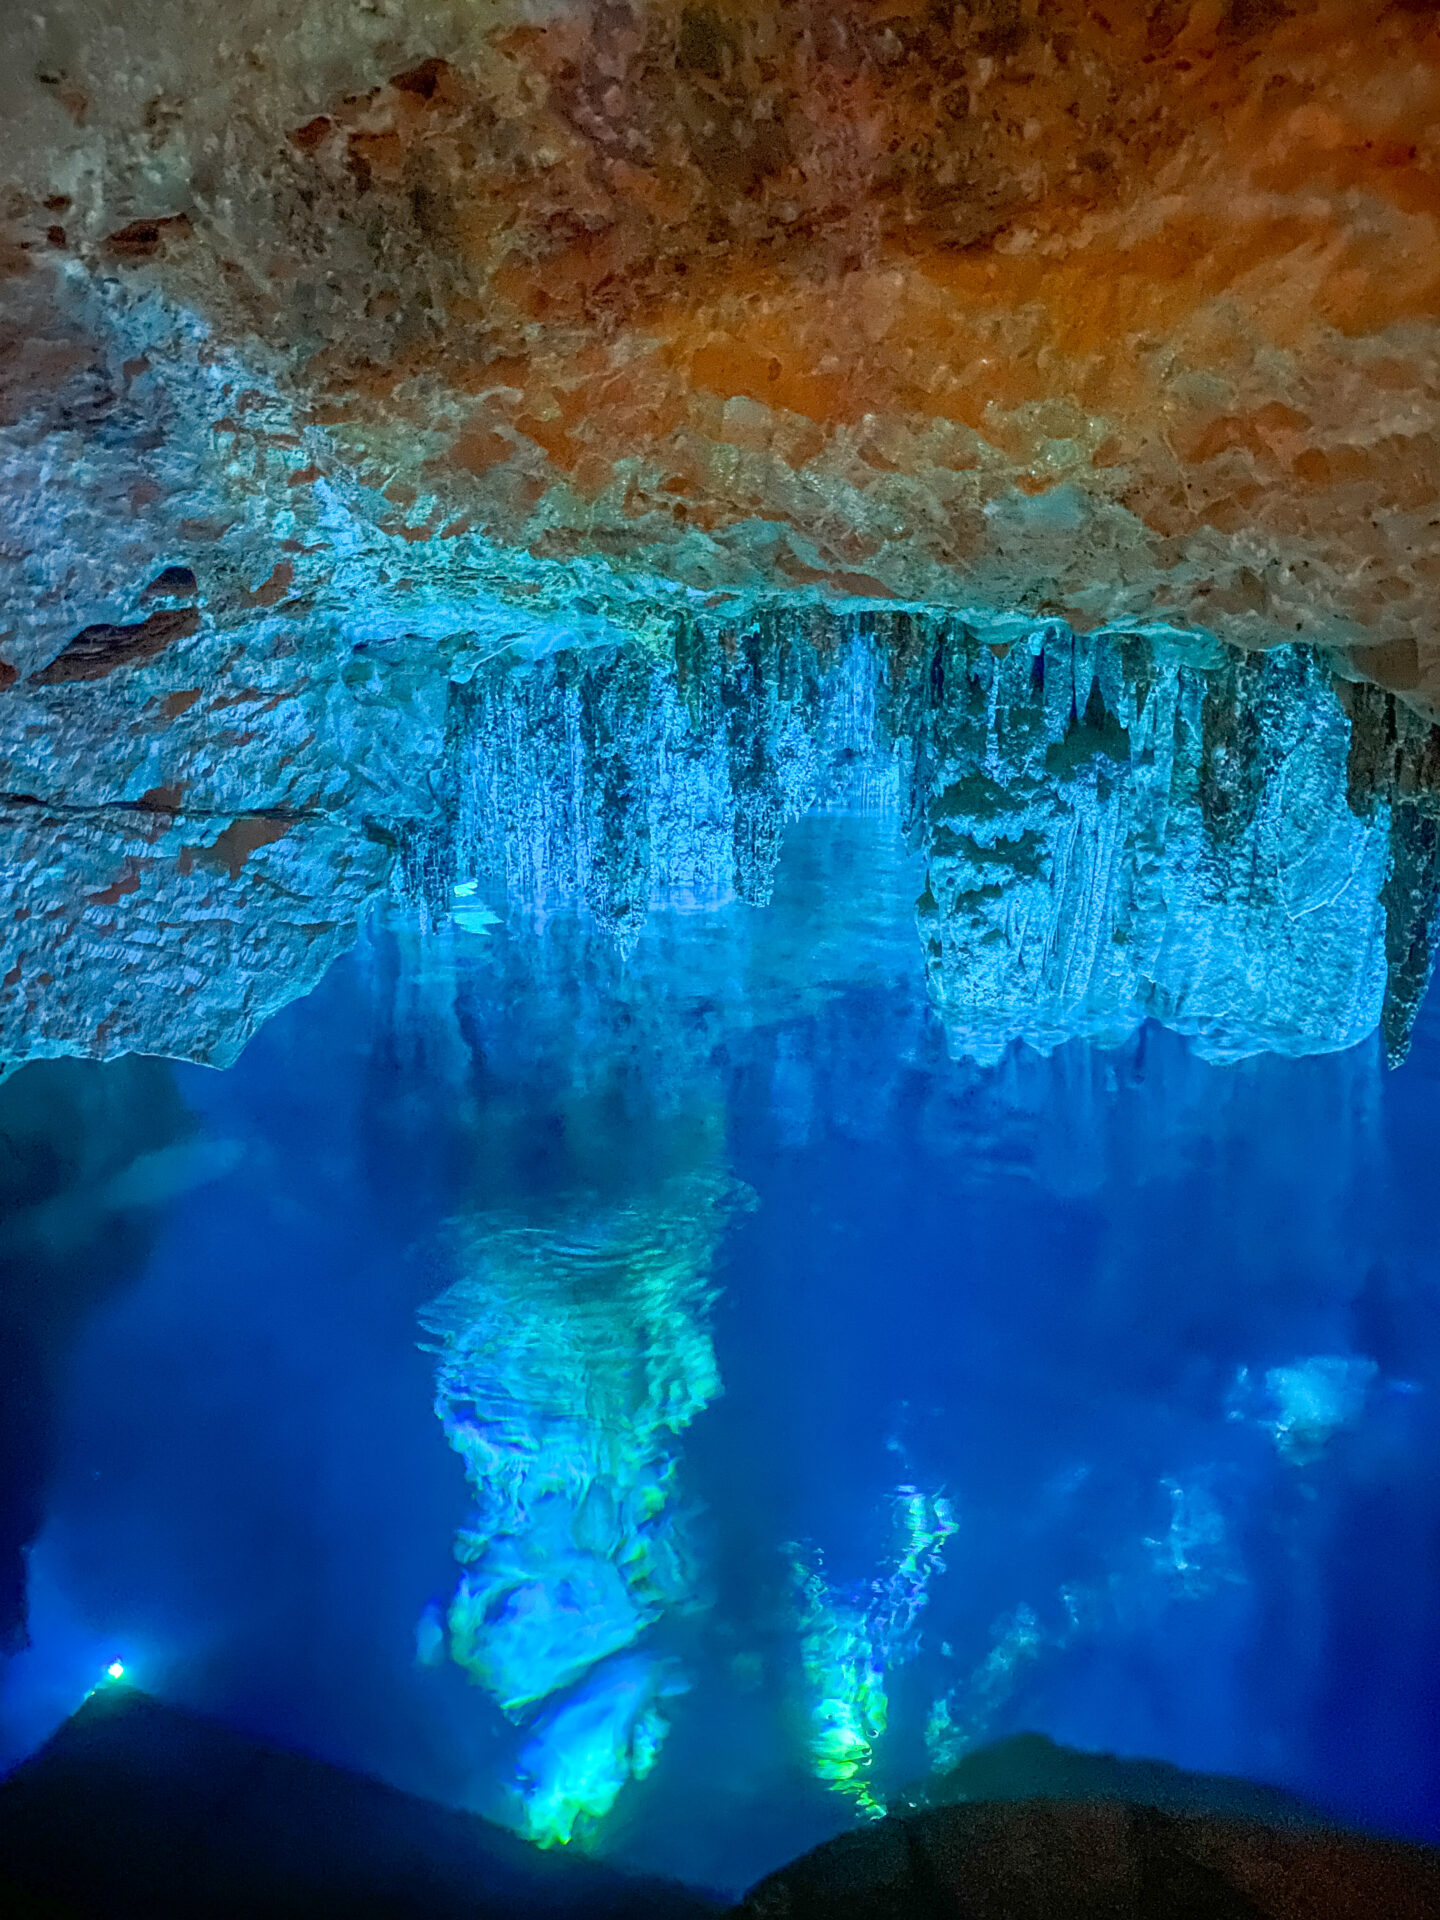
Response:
[[106, 1661, 125, 1681]]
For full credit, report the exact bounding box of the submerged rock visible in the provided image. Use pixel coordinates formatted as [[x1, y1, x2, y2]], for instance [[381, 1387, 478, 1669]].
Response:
[[0, 1686, 719, 1918], [1227, 1356, 1384, 1466], [742, 1730, 1440, 1920]]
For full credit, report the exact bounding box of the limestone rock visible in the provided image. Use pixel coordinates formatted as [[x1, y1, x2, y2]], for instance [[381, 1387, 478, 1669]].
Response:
[[3, 3, 1440, 1069], [422, 619, 1427, 1066], [6, 608, 1440, 1073], [905, 634, 1392, 1065], [2, 3, 1439, 684]]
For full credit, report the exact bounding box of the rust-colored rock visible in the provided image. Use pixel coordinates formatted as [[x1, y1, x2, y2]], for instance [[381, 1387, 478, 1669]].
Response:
[[29, 609, 200, 686], [1, 0, 1437, 690], [3, 1, 1440, 1070]]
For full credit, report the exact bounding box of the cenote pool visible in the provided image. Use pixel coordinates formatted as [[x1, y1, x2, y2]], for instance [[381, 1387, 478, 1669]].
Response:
[[7, 4, 1440, 1905], [3, 784, 1440, 1902]]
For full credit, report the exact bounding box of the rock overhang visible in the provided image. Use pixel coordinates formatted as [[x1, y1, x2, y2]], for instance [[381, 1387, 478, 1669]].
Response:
[[3, 0, 1440, 1068], [4, 0, 1439, 678]]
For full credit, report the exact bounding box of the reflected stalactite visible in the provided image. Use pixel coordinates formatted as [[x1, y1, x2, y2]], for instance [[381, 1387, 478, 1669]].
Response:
[[418, 1166, 749, 1847], [399, 617, 897, 946], [512, 1650, 687, 1853], [1337, 677, 1440, 1065], [11, 578, 1440, 1077]]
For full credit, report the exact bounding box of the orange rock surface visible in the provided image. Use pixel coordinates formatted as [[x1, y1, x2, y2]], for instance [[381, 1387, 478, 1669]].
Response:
[[3, 0, 1440, 689]]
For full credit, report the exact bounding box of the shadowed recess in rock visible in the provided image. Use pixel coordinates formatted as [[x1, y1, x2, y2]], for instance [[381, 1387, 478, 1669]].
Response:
[[0, 1056, 204, 1654]]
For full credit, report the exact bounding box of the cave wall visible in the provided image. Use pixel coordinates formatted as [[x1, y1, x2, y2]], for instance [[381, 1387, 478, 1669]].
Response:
[[2, 1, 1439, 1067], [3, 1, 1439, 676]]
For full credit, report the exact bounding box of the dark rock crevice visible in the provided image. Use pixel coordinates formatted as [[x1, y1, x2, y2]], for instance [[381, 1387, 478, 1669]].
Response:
[[28, 608, 200, 687]]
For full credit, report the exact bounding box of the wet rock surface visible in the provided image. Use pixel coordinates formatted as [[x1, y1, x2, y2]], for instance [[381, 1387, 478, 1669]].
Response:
[[411, 620, 1437, 1065], [10, 1694, 1437, 1920], [5, 612, 1440, 1071], [2, 2, 1439, 1070], [902, 635, 1393, 1065]]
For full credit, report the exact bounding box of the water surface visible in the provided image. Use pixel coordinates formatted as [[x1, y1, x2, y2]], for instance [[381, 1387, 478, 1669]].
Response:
[[4, 810, 1440, 1899]]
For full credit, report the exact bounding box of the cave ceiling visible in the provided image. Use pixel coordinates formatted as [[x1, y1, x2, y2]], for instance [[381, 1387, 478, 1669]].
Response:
[[1, 0, 1439, 1067]]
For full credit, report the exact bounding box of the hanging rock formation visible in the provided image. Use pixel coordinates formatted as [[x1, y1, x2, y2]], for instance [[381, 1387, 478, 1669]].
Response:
[[1, 2, 1439, 1064], [901, 634, 1394, 1065], [5, 608, 1440, 1069], [416, 619, 1437, 1065]]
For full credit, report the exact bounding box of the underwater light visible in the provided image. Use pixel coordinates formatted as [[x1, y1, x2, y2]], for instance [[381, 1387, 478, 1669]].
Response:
[[81, 1659, 131, 1704], [449, 881, 501, 937]]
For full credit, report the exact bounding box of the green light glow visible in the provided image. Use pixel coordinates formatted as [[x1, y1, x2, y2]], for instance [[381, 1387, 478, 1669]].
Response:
[[514, 1652, 680, 1849], [421, 1164, 749, 1848], [791, 1490, 956, 1820]]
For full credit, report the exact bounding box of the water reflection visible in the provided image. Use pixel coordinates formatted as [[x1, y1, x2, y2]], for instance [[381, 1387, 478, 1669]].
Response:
[[372, 799, 1436, 1878], [4, 624, 1440, 1894], [420, 1170, 745, 1844], [790, 1488, 956, 1818]]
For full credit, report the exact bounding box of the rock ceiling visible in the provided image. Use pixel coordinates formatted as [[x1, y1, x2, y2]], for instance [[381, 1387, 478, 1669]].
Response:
[[1, 0, 1438, 1066]]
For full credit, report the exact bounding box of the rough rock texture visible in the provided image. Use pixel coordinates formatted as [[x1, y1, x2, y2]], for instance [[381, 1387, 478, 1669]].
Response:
[[1337, 677, 1440, 1061], [3, 2, 1440, 1068], [414, 618, 897, 941], [5, 610, 1440, 1071], [901, 633, 1394, 1064], [2, 1, 1439, 678], [736, 1795, 1440, 1920], [415, 621, 1432, 1064], [0, 798, 392, 1067]]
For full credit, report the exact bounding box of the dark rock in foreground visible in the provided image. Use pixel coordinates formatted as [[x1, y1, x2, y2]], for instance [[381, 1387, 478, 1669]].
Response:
[[739, 1739, 1440, 1920], [0, 1687, 718, 1919], [7, 1693, 1440, 1919]]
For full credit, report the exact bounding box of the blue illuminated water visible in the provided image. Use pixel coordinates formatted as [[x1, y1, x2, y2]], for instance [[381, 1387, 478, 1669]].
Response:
[[4, 812, 1440, 1898]]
